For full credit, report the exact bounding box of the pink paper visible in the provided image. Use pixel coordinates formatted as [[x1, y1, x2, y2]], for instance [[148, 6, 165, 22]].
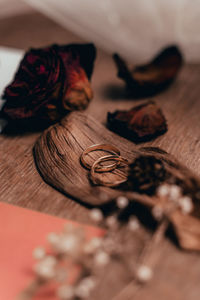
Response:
[[0, 202, 104, 300]]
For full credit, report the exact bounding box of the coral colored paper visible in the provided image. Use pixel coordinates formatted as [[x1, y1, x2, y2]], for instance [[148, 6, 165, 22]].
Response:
[[0, 202, 104, 300]]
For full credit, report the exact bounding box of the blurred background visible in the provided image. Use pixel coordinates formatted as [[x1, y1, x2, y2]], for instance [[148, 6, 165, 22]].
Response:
[[0, 0, 200, 62], [0, 0, 30, 18]]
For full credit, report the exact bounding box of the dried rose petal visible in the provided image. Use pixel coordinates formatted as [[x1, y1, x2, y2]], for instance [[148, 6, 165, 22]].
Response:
[[113, 45, 183, 97], [1, 43, 96, 125], [107, 101, 167, 143]]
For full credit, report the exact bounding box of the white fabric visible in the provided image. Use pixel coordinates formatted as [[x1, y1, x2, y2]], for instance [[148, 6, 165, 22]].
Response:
[[0, 47, 23, 132], [24, 0, 200, 62]]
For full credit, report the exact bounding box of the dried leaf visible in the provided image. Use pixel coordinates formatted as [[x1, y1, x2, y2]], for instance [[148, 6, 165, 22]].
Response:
[[107, 101, 167, 143], [113, 45, 183, 97], [169, 211, 200, 251], [1, 43, 96, 127]]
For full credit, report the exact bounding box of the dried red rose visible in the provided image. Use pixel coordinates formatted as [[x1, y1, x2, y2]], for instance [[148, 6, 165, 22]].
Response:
[[1, 43, 96, 125], [107, 101, 167, 142], [113, 45, 183, 97]]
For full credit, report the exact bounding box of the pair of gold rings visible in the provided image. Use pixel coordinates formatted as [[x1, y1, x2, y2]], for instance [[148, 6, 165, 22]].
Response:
[[80, 144, 129, 187]]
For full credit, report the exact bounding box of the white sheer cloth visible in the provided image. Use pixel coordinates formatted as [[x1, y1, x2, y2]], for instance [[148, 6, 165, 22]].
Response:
[[24, 0, 200, 62]]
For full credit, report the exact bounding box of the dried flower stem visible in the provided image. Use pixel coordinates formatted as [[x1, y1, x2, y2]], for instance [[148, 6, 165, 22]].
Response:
[[111, 281, 141, 300], [138, 218, 168, 268], [17, 278, 46, 300], [112, 218, 168, 300], [126, 192, 155, 207]]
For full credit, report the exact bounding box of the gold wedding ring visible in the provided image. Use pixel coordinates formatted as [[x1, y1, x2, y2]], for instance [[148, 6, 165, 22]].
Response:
[[90, 155, 129, 187], [81, 144, 129, 187], [80, 144, 121, 172]]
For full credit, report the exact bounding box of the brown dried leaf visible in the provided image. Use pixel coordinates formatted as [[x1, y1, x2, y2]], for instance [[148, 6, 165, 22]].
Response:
[[169, 210, 200, 251]]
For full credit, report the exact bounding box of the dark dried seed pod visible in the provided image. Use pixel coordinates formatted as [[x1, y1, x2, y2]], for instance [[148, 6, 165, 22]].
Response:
[[127, 155, 169, 195], [113, 45, 183, 97]]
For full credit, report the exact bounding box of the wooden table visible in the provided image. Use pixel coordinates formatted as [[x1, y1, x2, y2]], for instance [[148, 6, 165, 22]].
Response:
[[0, 12, 200, 300]]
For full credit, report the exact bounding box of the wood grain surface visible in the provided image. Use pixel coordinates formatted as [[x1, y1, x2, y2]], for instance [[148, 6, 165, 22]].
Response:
[[0, 12, 200, 300]]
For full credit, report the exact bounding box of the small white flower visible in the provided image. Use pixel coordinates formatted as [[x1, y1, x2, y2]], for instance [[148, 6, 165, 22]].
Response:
[[43, 255, 57, 266], [75, 277, 96, 298], [79, 276, 96, 291], [47, 232, 60, 246], [94, 251, 110, 266], [57, 285, 74, 299], [168, 185, 182, 201], [179, 196, 193, 214], [106, 216, 117, 228], [116, 196, 129, 209], [83, 237, 102, 254], [34, 261, 55, 279], [89, 209, 103, 222], [137, 265, 153, 282], [152, 206, 163, 221], [157, 184, 170, 198], [128, 217, 140, 231], [56, 234, 79, 254], [32, 247, 46, 260], [75, 283, 90, 298]]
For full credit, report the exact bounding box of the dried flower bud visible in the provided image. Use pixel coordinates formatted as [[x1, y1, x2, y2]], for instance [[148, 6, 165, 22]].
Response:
[[107, 101, 167, 143], [1, 43, 96, 130], [83, 237, 102, 254], [47, 232, 60, 246], [116, 196, 129, 209], [57, 285, 74, 299], [113, 45, 183, 97], [75, 277, 96, 298], [127, 155, 169, 195], [55, 234, 79, 254], [128, 216, 140, 231], [89, 208, 103, 222], [32, 247, 46, 260], [136, 265, 153, 282], [152, 206, 163, 221], [157, 184, 171, 198], [94, 251, 110, 266], [168, 185, 182, 202], [106, 216, 118, 228], [179, 196, 193, 214], [34, 257, 56, 279]]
